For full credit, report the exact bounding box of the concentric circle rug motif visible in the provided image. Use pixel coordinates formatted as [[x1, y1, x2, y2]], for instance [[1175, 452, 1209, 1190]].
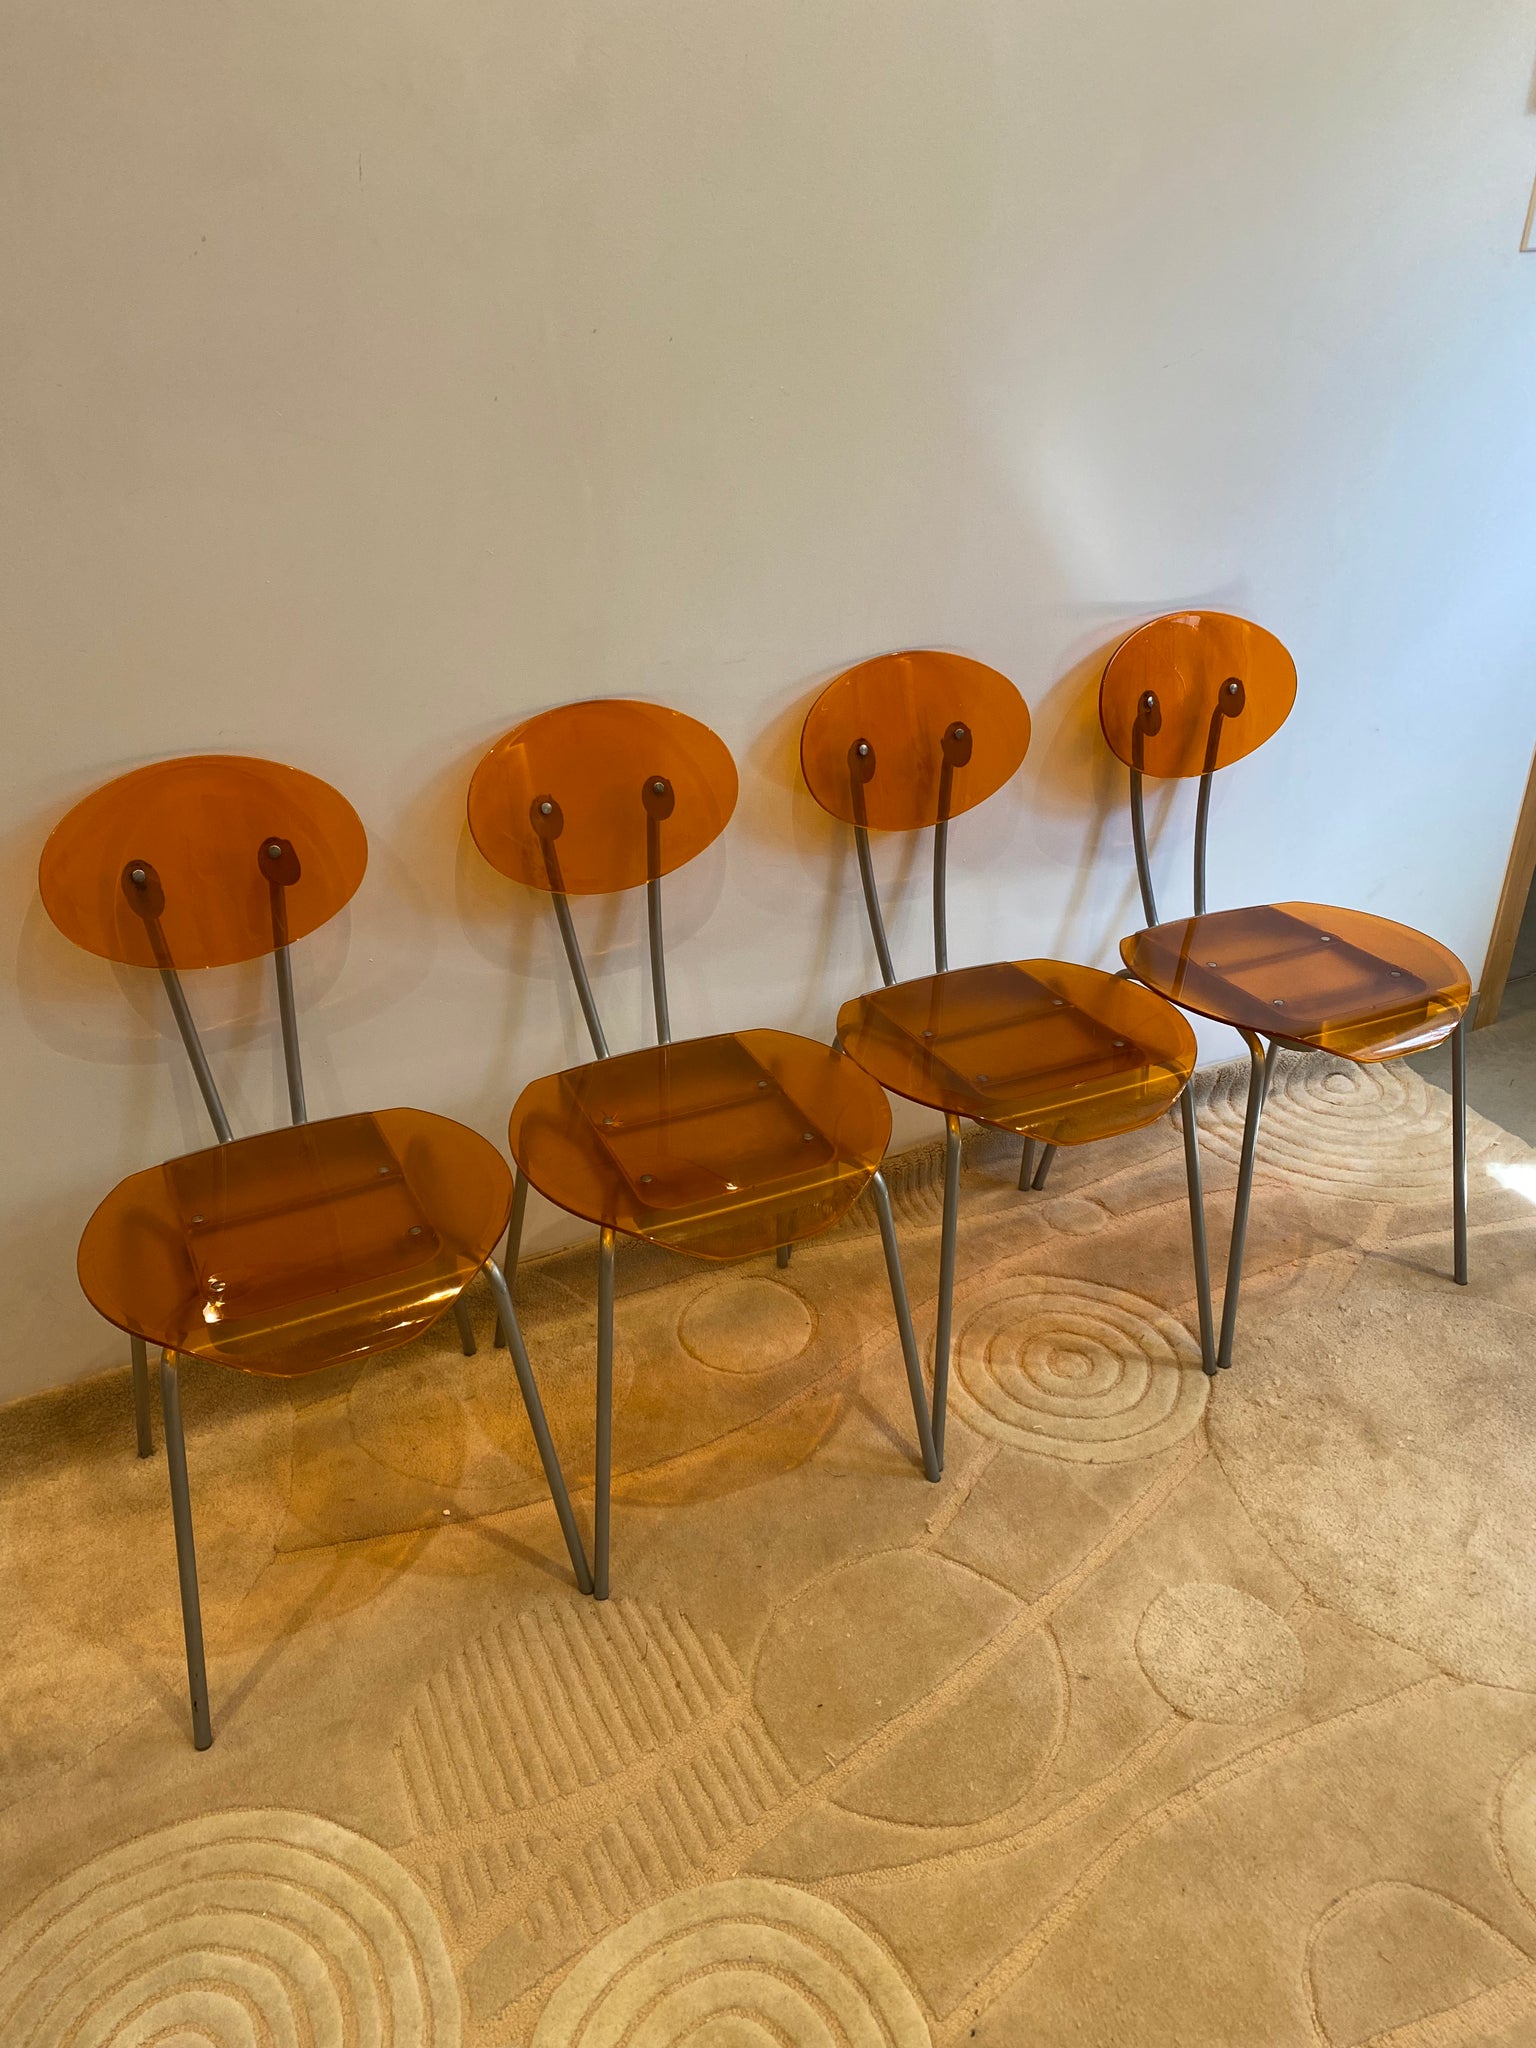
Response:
[[4, 1051, 1536, 2046]]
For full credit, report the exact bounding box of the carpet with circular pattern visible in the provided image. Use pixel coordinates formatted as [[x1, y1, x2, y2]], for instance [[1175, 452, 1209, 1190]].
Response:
[[3, 1049, 1535, 2046]]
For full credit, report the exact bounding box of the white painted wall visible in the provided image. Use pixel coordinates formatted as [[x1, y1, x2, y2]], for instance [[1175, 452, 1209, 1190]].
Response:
[[3, 0, 1533, 1400]]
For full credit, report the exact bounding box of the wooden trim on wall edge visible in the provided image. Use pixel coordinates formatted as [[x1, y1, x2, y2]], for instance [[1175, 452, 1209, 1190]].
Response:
[[1478, 740, 1536, 1028]]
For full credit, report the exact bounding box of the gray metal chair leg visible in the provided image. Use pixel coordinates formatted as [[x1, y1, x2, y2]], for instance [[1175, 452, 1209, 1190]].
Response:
[[131, 1333, 154, 1457], [159, 1354, 212, 1750], [1031, 1142, 1058, 1191], [1177, 1082, 1216, 1374], [493, 1171, 529, 1349], [932, 1114, 963, 1467], [452, 1297, 477, 1357], [776, 1242, 793, 1269], [1017, 1137, 1037, 1193], [1215, 1031, 1268, 1373], [867, 1170, 940, 1482], [483, 1258, 593, 1594], [595, 1230, 615, 1601], [1452, 1009, 1470, 1285]]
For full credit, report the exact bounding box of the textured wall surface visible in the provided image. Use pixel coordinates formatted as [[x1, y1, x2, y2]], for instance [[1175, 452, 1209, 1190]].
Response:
[[3, 0, 1534, 1396]]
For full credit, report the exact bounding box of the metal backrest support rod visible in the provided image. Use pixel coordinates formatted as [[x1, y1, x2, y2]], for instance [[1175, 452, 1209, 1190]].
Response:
[[847, 741, 896, 988], [931, 720, 972, 975], [1192, 682, 1243, 917], [261, 836, 307, 1124], [1128, 695, 1162, 927], [643, 776, 674, 1045], [932, 817, 949, 974], [1133, 678, 1247, 925], [532, 796, 610, 1060], [121, 859, 235, 1145], [157, 964, 236, 1144]]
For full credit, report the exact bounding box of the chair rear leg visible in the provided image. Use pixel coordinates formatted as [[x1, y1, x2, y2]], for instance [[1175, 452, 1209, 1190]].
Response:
[[867, 1171, 940, 1482], [932, 1115, 963, 1467], [1177, 1083, 1216, 1374], [1452, 1012, 1470, 1285], [483, 1258, 593, 1595], [595, 1230, 615, 1600], [452, 1297, 477, 1357], [776, 1243, 793, 1269], [493, 1171, 530, 1349], [131, 1333, 154, 1457], [159, 1354, 212, 1750], [1215, 1032, 1268, 1373]]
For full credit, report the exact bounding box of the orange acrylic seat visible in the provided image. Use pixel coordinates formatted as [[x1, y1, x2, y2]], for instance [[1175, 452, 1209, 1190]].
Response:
[[836, 960, 1196, 1146], [800, 649, 1031, 830], [79, 1110, 514, 1377], [468, 698, 738, 894], [1099, 612, 1297, 779], [509, 1029, 891, 1264], [1122, 902, 1470, 1064], [39, 754, 368, 969]]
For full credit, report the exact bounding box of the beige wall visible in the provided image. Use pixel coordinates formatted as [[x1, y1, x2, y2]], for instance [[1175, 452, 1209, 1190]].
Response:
[[3, 0, 1534, 1400]]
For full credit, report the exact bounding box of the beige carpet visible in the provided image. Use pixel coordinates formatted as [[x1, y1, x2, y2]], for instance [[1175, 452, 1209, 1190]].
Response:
[[4, 1050, 1536, 2045]]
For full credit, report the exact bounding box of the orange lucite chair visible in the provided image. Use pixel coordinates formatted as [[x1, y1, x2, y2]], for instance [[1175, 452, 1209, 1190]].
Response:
[[801, 651, 1214, 1461], [39, 756, 592, 1748], [468, 699, 940, 1598], [1101, 611, 1473, 1372]]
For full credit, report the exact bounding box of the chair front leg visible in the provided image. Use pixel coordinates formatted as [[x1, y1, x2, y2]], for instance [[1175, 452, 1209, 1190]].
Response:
[[1017, 1137, 1037, 1193], [1215, 1031, 1269, 1373], [595, 1229, 616, 1600], [1177, 1082, 1216, 1375], [1030, 1142, 1058, 1192], [159, 1353, 212, 1750], [452, 1298, 477, 1357], [483, 1257, 594, 1595], [131, 1332, 154, 1457], [932, 1114, 963, 1465], [1452, 1009, 1471, 1285], [867, 1171, 940, 1482]]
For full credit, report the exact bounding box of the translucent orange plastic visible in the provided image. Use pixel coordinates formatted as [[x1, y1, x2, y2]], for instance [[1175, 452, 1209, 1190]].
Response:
[[39, 755, 368, 970], [1099, 612, 1297, 779], [77, 1110, 513, 1376], [509, 1029, 891, 1260], [800, 650, 1032, 831], [836, 960, 1196, 1146], [468, 700, 739, 896], [1123, 902, 1471, 1062]]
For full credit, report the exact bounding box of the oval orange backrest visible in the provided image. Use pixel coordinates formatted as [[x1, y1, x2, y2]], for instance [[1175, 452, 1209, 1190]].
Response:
[[800, 650, 1031, 831], [39, 755, 368, 970], [467, 699, 739, 896], [1099, 612, 1297, 778]]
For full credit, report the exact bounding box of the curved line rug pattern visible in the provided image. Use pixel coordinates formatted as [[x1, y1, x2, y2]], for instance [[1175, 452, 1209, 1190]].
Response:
[[4, 1059, 1536, 2047], [529, 1880, 930, 2047], [0, 1810, 460, 2047]]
